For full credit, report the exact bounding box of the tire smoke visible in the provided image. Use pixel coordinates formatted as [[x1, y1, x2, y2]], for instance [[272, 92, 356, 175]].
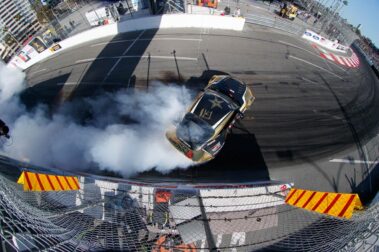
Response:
[[0, 63, 194, 177]]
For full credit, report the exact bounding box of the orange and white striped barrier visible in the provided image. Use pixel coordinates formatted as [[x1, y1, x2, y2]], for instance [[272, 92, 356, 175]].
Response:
[[17, 171, 80, 191], [312, 44, 360, 68], [285, 188, 362, 219]]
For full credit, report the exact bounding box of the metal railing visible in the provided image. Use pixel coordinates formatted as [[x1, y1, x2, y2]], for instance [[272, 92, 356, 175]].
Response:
[[244, 13, 305, 36]]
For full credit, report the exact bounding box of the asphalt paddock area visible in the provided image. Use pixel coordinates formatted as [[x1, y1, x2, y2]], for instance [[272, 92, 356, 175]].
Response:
[[23, 25, 379, 200]]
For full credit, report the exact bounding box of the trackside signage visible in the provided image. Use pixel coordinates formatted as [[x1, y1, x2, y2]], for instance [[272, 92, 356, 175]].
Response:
[[302, 29, 349, 53]]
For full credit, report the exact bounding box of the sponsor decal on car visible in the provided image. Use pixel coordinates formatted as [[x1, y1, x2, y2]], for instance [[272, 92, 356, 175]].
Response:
[[211, 142, 222, 152], [168, 137, 189, 154]]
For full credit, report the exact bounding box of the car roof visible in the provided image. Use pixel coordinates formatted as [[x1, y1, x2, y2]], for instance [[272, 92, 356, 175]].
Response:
[[191, 91, 235, 127], [211, 77, 246, 106]]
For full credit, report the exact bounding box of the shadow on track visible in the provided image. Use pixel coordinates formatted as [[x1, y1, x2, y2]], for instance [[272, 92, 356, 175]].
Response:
[[18, 67, 270, 182], [132, 128, 270, 183], [20, 74, 70, 110]]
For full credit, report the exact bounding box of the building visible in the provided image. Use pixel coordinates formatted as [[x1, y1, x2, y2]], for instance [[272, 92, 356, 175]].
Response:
[[0, 0, 42, 62]]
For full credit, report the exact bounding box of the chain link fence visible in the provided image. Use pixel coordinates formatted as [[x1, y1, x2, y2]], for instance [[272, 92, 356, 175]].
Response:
[[24, 0, 361, 47], [213, 0, 358, 46], [38, 0, 150, 41], [0, 168, 378, 251]]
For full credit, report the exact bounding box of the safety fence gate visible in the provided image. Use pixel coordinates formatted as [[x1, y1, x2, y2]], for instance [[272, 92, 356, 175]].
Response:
[[0, 167, 378, 251]]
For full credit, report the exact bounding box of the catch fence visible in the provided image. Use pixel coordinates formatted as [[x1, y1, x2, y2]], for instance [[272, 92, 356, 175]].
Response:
[[0, 168, 378, 251]]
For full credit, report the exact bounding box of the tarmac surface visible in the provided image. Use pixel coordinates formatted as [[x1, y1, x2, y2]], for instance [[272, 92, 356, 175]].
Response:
[[22, 24, 379, 201]]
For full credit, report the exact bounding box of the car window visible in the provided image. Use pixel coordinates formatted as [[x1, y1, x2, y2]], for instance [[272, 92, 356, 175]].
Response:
[[176, 114, 215, 149], [209, 78, 246, 106]]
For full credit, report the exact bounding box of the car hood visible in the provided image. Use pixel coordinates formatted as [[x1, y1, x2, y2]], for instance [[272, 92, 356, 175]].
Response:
[[191, 92, 234, 128]]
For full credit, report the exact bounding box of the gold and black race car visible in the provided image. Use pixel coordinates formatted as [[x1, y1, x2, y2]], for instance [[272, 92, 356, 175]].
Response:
[[166, 75, 255, 163]]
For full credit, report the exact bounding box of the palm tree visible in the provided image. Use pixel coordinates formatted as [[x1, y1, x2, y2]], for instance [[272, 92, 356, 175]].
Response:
[[336, 0, 348, 16]]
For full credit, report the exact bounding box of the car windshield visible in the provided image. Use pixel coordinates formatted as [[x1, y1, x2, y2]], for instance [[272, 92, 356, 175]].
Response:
[[176, 113, 215, 149]]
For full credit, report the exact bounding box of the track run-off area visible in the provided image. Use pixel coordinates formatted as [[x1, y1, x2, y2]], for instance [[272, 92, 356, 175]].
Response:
[[22, 24, 379, 201]]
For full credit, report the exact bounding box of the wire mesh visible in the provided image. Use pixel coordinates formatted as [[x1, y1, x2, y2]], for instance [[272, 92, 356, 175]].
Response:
[[0, 171, 378, 251]]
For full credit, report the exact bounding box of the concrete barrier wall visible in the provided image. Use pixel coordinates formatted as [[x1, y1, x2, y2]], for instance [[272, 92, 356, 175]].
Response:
[[9, 14, 245, 70]]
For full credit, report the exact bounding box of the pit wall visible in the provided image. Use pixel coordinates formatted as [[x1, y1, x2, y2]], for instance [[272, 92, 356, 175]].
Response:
[[9, 14, 245, 70]]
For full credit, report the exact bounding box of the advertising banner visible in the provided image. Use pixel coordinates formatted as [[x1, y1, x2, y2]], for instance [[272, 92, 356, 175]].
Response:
[[302, 29, 349, 53]]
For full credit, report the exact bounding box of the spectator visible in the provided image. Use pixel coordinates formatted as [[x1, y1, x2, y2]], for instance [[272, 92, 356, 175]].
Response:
[[224, 6, 231, 15], [234, 7, 241, 17]]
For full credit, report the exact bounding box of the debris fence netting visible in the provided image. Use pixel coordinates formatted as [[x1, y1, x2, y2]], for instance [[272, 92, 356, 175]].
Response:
[[0, 173, 378, 251]]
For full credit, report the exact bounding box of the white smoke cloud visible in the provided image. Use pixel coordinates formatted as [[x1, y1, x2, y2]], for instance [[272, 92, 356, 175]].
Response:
[[0, 63, 194, 177], [0, 62, 26, 103]]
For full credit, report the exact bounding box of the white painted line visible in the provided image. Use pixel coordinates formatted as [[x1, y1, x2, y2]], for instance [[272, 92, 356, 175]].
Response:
[[277, 40, 319, 58], [76, 55, 198, 63], [150, 38, 202, 42], [103, 30, 146, 82], [145, 55, 198, 61], [330, 159, 378, 165], [318, 47, 327, 53], [336, 56, 346, 65], [347, 58, 355, 66], [327, 53, 349, 72], [300, 77, 319, 85], [104, 58, 125, 81], [309, 43, 335, 71], [272, 40, 347, 72], [29, 68, 47, 75], [309, 43, 350, 72], [91, 37, 202, 47], [57, 82, 78, 86], [121, 30, 146, 55], [76, 58, 96, 64], [323, 52, 334, 61], [342, 57, 352, 67], [91, 39, 134, 47], [332, 115, 343, 120], [289, 55, 344, 80]]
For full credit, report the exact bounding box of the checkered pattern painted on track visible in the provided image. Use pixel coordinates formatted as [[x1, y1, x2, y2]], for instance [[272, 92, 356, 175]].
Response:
[[312, 44, 360, 68]]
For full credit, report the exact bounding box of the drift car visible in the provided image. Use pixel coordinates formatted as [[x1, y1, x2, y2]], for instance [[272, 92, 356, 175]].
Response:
[[166, 75, 255, 163]]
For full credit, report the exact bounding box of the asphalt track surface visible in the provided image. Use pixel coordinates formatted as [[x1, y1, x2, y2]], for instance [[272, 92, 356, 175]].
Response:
[[22, 24, 379, 201]]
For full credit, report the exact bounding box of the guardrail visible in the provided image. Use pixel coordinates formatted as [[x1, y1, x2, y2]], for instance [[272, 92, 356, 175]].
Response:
[[244, 13, 305, 36]]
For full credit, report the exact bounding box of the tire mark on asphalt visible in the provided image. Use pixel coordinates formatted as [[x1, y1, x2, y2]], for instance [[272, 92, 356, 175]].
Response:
[[289, 55, 344, 80], [318, 73, 372, 194], [279, 40, 348, 73]]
